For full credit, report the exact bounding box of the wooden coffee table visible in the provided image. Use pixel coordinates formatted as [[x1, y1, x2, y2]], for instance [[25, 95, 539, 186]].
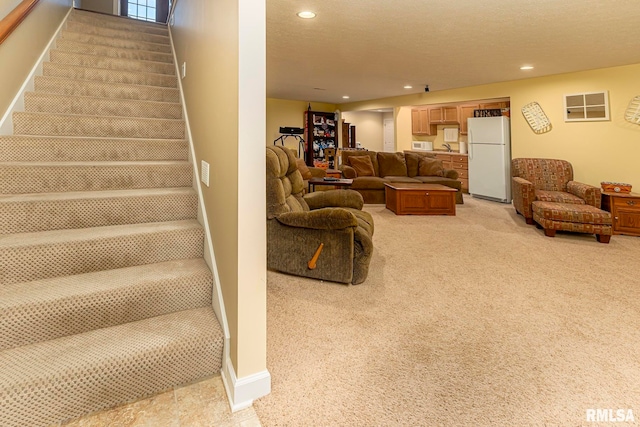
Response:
[[384, 183, 457, 215]]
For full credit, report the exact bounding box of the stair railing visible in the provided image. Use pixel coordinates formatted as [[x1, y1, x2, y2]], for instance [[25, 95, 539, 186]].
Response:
[[0, 0, 40, 45]]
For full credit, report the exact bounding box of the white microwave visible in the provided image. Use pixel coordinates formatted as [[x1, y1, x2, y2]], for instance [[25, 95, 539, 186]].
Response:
[[411, 141, 433, 151]]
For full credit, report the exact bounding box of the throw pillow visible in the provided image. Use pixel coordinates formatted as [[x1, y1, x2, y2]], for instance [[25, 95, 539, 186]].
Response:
[[418, 157, 445, 177], [377, 152, 408, 177], [405, 152, 436, 177], [296, 158, 313, 180], [348, 156, 375, 177]]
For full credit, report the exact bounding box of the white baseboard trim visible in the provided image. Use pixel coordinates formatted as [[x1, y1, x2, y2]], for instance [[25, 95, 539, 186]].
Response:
[[0, 6, 73, 135], [221, 357, 271, 412]]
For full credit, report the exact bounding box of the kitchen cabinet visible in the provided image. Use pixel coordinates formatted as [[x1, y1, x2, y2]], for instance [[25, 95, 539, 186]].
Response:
[[434, 152, 469, 193], [411, 100, 510, 136], [429, 106, 459, 124], [411, 108, 431, 135], [458, 104, 479, 135], [479, 102, 508, 110]]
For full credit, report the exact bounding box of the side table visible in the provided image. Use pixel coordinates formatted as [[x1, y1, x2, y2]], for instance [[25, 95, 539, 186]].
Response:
[[601, 191, 640, 236], [308, 178, 353, 193]]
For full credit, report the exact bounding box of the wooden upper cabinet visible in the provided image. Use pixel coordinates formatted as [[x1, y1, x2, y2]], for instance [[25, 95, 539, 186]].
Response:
[[458, 104, 479, 135], [443, 106, 459, 122], [429, 106, 459, 124], [413, 100, 509, 136], [411, 108, 431, 135], [479, 102, 508, 110]]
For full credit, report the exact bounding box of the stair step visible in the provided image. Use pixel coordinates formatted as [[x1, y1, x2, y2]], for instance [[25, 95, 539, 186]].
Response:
[[50, 49, 175, 75], [0, 219, 204, 284], [24, 92, 183, 119], [60, 29, 172, 54], [65, 20, 170, 45], [0, 187, 197, 234], [0, 135, 188, 162], [69, 10, 170, 37], [35, 75, 179, 102], [0, 258, 211, 350], [0, 306, 223, 427], [73, 8, 168, 29], [56, 38, 174, 64], [13, 112, 185, 138], [0, 160, 192, 194], [43, 62, 177, 88]]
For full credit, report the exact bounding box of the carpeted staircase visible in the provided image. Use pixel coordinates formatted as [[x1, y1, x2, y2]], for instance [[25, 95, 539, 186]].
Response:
[[0, 9, 224, 427]]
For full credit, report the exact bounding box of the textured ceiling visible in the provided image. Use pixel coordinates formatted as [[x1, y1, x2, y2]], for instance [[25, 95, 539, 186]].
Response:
[[267, 0, 640, 104]]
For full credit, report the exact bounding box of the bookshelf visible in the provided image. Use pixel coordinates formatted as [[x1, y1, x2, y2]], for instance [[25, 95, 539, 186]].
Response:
[[304, 110, 337, 167]]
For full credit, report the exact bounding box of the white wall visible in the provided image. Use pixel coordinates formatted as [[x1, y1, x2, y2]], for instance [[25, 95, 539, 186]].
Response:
[[171, 0, 269, 408]]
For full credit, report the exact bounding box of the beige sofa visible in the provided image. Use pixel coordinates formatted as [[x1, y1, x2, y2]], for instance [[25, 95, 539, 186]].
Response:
[[339, 150, 463, 204]]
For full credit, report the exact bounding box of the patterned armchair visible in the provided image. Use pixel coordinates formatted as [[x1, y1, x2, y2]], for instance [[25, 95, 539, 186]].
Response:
[[266, 146, 374, 285], [511, 158, 601, 224]]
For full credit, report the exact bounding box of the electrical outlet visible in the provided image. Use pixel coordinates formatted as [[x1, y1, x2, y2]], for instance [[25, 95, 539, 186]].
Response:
[[181, 62, 186, 79], [200, 160, 210, 186]]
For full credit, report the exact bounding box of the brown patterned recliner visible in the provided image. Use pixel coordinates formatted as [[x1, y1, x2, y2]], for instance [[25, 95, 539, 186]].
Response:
[[266, 146, 375, 284], [511, 158, 612, 243], [511, 158, 601, 224]]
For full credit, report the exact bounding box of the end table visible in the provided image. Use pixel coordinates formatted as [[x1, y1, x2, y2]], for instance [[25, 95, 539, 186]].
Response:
[[601, 191, 640, 236]]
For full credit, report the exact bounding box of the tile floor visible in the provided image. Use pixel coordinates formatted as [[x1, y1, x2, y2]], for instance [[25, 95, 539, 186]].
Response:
[[54, 375, 262, 427]]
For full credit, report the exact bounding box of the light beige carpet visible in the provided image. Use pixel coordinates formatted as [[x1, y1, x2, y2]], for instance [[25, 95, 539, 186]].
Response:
[[254, 196, 640, 427]]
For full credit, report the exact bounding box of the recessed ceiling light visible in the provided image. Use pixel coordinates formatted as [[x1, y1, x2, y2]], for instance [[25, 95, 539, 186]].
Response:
[[342, 96, 350, 99], [404, 85, 413, 89], [297, 11, 316, 19], [520, 65, 534, 70]]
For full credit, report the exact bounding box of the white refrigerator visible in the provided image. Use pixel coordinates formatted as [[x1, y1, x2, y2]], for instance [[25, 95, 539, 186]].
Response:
[[467, 116, 511, 203]]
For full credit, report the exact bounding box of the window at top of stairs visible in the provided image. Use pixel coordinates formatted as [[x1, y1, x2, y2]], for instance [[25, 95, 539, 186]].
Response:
[[128, 0, 156, 22]]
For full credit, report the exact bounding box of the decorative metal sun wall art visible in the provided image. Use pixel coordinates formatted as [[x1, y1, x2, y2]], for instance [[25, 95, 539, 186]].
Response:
[[521, 101, 552, 134]]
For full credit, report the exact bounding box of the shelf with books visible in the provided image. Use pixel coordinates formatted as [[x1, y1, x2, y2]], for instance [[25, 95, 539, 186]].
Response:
[[304, 110, 337, 167]]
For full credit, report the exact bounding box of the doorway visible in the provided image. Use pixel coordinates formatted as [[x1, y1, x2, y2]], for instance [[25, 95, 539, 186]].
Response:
[[383, 119, 395, 152]]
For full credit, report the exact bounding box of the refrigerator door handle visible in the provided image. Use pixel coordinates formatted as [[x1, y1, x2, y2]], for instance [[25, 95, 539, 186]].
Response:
[[468, 129, 473, 160]]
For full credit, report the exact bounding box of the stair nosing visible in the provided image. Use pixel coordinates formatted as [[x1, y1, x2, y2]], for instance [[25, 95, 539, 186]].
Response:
[[0, 135, 187, 143], [71, 10, 171, 31], [65, 20, 171, 44], [55, 38, 174, 62], [59, 29, 172, 54], [42, 63, 178, 89], [50, 48, 177, 71], [66, 17, 170, 37], [66, 16, 171, 34], [14, 111, 185, 123], [0, 187, 196, 203], [0, 219, 202, 248], [0, 306, 220, 376], [0, 160, 190, 166], [35, 74, 180, 93], [0, 258, 208, 304], [25, 91, 182, 108]]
